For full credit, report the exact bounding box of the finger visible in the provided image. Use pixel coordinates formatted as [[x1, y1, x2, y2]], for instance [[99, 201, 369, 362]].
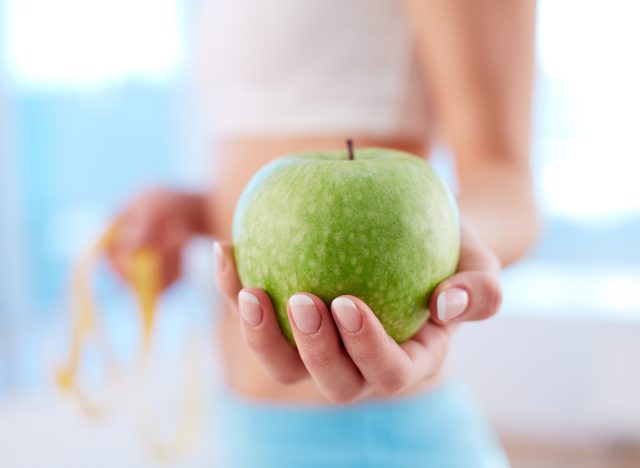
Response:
[[401, 321, 456, 379], [456, 222, 502, 274], [331, 296, 415, 395], [430, 271, 502, 323], [287, 293, 367, 404], [159, 248, 182, 289], [105, 217, 139, 280], [430, 222, 502, 324], [106, 225, 185, 290], [105, 248, 132, 282], [238, 288, 308, 385], [112, 211, 158, 254], [213, 240, 242, 306], [159, 225, 190, 289], [105, 217, 158, 280]]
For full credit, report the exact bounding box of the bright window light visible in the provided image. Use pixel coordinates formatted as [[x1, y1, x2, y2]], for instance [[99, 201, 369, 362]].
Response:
[[503, 261, 640, 319], [5, 0, 184, 90], [536, 0, 640, 223]]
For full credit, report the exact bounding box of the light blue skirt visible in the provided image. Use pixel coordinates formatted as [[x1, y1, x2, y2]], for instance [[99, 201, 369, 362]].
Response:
[[213, 379, 510, 468]]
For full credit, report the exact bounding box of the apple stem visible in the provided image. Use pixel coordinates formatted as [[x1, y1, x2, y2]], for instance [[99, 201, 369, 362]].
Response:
[[347, 139, 354, 161]]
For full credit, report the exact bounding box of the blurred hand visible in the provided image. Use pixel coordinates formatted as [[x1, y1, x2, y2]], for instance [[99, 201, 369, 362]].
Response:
[[106, 188, 203, 289], [213, 220, 502, 404]]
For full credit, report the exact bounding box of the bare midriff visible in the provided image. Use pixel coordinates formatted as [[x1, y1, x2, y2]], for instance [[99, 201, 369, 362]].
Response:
[[208, 135, 444, 403]]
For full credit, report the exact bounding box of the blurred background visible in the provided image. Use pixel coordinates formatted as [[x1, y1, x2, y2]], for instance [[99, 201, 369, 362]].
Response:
[[1, 0, 639, 466]]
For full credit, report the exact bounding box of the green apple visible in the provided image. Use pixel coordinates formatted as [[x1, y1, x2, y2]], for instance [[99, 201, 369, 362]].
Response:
[[232, 146, 460, 343]]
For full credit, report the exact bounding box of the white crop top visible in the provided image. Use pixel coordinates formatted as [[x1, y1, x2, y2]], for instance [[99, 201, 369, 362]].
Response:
[[198, 0, 430, 139]]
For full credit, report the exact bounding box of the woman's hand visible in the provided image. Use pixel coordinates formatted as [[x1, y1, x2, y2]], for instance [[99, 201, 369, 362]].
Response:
[[213, 220, 501, 404], [106, 188, 207, 289]]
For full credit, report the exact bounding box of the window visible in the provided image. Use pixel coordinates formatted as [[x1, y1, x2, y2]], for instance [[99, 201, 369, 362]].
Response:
[[0, 0, 202, 391], [503, 0, 640, 318], [2, 0, 192, 312]]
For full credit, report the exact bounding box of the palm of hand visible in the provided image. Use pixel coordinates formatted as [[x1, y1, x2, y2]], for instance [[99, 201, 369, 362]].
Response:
[[214, 221, 501, 403]]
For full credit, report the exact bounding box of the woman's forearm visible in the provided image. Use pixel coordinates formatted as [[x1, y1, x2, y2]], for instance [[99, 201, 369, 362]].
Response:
[[457, 163, 540, 267], [404, 0, 539, 266]]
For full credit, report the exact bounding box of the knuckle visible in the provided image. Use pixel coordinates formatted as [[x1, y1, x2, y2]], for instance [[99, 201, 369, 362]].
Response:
[[245, 340, 305, 385], [431, 324, 452, 345], [223, 291, 238, 306], [224, 296, 239, 310], [374, 368, 411, 395], [217, 278, 238, 302], [270, 369, 302, 385], [484, 277, 503, 317], [348, 344, 380, 363], [247, 338, 272, 356], [213, 274, 226, 295], [325, 386, 361, 405], [304, 349, 334, 370], [428, 345, 449, 376]]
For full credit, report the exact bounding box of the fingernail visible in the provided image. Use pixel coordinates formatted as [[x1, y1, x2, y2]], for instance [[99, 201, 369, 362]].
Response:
[[332, 297, 362, 332], [289, 295, 321, 335], [213, 241, 226, 272], [437, 288, 469, 322], [239, 291, 262, 326]]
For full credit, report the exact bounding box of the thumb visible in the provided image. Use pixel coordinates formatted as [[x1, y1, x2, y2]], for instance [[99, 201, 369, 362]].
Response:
[[430, 271, 502, 325], [429, 222, 502, 325], [213, 240, 242, 306]]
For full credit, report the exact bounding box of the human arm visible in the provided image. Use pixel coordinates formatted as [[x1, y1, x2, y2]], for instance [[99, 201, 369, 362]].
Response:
[[404, 0, 540, 266]]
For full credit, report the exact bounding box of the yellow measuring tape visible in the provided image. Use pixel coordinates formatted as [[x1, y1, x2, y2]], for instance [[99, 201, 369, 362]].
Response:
[[56, 225, 204, 460]]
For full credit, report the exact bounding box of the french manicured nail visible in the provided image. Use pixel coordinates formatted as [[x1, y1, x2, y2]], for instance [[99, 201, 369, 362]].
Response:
[[437, 288, 469, 322], [289, 295, 321, 335], [332, 297, 362, 332], [238, 290, 263, 326], [213, 241, 226, 272]]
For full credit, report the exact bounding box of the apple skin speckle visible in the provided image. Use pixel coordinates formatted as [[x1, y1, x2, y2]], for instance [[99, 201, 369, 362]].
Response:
[[232, 148, 460, 343]]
